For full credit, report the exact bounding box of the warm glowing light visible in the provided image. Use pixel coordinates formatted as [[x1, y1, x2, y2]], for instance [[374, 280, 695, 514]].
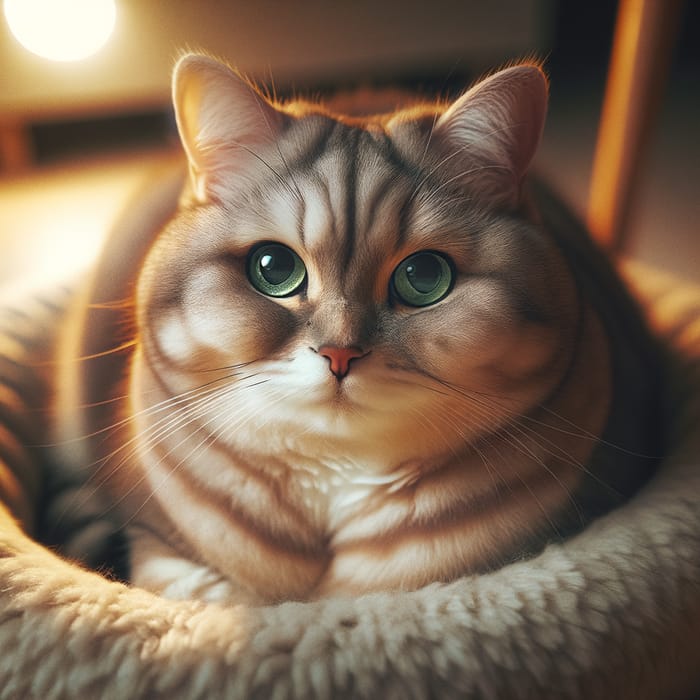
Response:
[[3, 0, 116, 62]]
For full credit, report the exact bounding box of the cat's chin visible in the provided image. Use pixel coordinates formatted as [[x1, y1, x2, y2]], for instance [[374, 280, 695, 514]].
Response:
[[296, 385, 371, 426]]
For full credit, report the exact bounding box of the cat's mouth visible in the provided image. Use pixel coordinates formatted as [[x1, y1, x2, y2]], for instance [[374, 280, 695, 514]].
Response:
[[306, 369, 381, 418], [319, 373, 360, 407]]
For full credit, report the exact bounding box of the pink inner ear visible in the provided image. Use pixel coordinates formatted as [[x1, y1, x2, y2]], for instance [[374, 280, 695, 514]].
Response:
[[173, 54, 286, 202], [433, 65, 548, 207], [503, 69, 549, 177]]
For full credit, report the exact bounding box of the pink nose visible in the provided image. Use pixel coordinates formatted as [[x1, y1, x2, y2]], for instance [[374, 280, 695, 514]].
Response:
[[318, 345, 366, 380]]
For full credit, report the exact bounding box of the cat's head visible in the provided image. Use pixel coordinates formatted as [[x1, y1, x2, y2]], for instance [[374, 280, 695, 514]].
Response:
[[132, 54, 579, 472]]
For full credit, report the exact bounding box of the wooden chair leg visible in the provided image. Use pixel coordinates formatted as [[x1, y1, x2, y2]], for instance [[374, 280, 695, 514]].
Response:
[[587, 0, 683, 254], [0, 120, 33, 174]]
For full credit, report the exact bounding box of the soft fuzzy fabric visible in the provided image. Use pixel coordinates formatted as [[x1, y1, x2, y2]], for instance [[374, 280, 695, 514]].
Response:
[[0, 262, 699, 700]]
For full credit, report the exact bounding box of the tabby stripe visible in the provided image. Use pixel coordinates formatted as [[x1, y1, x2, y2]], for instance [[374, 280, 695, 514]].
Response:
[[139, 344, 277, 459], [0, 307, 32, 323], [532, 289, 586, 412], [472, 269, 585, 404], [188, 473, 326, 558], [533, 179, 654, 354], [0, 353, 42, 397], [147, 438, 326, 558], [136, 387, 321, 545], [34, 294, 69, 314], [136, 460, 328, 602], [295, 187, 306, 247], [0, 383, 37, 447], [0, 288, 69, 533], [368, 130, 424, 183], [141, 321, 190, 374], [332, 465, 570, 554], [0, 423, 40, 503], [333, 452, 573, 542], [341, 128, 360, 272], [361, 170, 403, 241], [318, 177, 338, 245], [366, 132, 423, 252], [140, 333, 195, 387], [0, 327, 41, 353], [0, 459, 33, 530], [287, 118, 336, 174], [394, 190, 416, 252], [375, 134, 433, 251], [288, 122, 421, 256], [196, 443, 323, 546], [477, 271, 559, 326]]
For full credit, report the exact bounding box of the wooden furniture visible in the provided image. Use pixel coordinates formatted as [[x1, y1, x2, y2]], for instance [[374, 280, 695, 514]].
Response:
[[587, 0, 683, 254]]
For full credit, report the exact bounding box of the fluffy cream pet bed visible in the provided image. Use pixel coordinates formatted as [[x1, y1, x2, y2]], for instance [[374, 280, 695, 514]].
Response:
[[0, 253, 699, 699]]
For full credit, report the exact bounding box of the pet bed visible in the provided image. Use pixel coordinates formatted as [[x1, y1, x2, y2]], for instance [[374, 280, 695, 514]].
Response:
[[0, 258, 698, 699]]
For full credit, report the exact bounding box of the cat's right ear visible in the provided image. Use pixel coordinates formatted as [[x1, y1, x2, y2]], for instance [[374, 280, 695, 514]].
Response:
[[172, 54, 285, 203]]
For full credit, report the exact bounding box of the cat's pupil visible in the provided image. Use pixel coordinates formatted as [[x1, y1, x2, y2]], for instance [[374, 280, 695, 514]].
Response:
[[406, 257, 441, 293], [260, 249, 294, 285], [247, 243, 306, 297], [392, 251, 453, 307]]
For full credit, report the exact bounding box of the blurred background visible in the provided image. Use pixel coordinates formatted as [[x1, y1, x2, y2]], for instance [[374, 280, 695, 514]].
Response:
[[0, 0, 698, 291]]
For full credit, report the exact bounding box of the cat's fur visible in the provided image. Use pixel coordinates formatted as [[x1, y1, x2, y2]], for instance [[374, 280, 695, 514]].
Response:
[[50, 55, 661, 605]]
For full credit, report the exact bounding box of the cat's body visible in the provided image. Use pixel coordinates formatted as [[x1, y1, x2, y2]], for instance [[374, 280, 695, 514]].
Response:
[[48, 56, 661, 605]]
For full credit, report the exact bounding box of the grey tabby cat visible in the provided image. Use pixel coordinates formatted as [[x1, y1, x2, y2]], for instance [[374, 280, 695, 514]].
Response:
[[48, 54, 661, 605]]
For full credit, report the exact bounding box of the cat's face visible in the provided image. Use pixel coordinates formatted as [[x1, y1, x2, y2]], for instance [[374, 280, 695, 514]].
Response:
[[132, 56, 578, 475]]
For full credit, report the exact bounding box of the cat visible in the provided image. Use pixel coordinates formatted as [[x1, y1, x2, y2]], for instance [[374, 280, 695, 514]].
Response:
[[47, 54, 662, 605]]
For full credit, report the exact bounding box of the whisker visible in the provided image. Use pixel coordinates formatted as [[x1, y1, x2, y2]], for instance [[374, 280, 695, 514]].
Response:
[[51, 379, 243, 526], [28, 339, 137, 369], [414, 107, 441, 175], [425, 372, 648, 457], [120, 378, 296, 526], [226, 137, 302, 205], [254, 90, 305, 205], [51, 367, 268, 527], [408, 120, 527, 204], [110, 386, 245, 521], [44, 366, 260, 450], [418, 164, 510, 208], [478, 431, 565, 545], [498, 424, 584, 527], [532, 404, 658, 459], [508, 419, 626, 501], [390, 367, 593, 529]]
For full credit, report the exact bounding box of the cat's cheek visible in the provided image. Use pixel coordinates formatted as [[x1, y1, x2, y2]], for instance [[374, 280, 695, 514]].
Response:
[[150, 309, 199, 367], [149, 307, 255, 370], [389, 309, 485, 378], [178, 265, 299, 361]]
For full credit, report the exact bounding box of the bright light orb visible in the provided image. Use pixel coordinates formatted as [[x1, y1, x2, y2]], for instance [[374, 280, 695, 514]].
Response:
[[4, 0, 116, 62]]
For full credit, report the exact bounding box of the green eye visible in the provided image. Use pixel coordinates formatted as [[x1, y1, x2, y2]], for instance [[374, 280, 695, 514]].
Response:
[[247, 243, 307, 297], [392, 251, 453, 307]]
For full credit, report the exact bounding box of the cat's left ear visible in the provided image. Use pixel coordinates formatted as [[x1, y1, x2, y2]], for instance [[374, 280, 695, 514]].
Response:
[[172, 53, 286, 203], [433, 64, 548, 208]]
